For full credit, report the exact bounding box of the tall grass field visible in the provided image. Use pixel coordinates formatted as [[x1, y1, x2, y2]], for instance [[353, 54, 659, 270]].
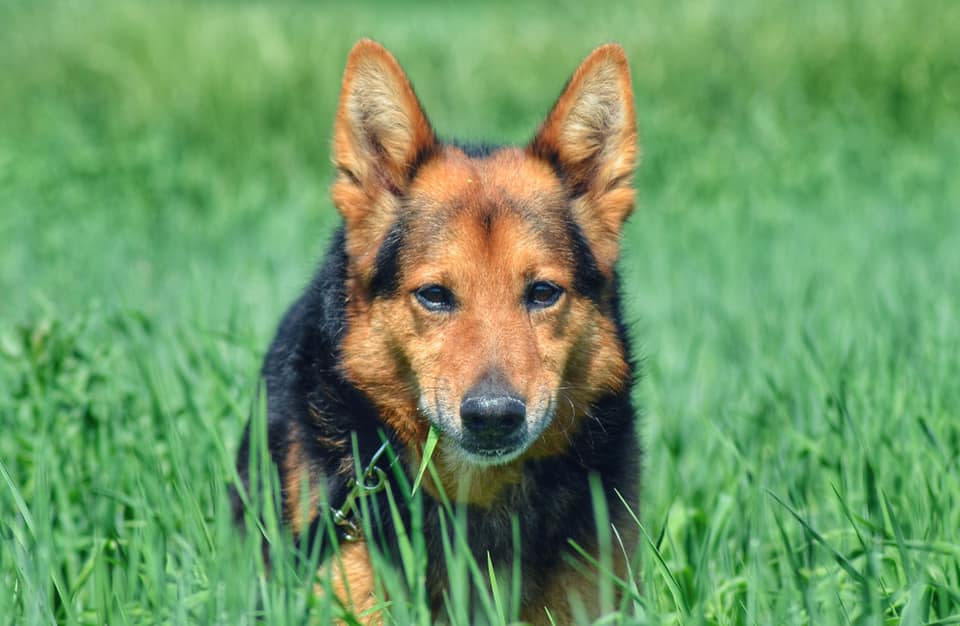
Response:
[[2, 0, 959, 623]]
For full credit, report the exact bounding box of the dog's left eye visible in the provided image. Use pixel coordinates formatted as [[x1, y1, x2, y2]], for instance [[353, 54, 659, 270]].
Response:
[[526, 281, 563, 309]]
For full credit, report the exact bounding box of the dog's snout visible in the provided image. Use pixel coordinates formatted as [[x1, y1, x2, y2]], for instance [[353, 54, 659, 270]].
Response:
[[460, 394, 526, 439], [460, 371, 525, 441]]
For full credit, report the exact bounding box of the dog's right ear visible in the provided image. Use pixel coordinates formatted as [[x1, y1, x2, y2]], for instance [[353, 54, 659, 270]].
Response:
[[332, 40, 436, 253]]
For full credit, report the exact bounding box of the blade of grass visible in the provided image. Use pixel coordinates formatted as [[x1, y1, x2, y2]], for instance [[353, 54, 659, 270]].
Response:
[[767, 490, 865, 584], [412, 425, 440, 495], [615, 489, 688, 615]]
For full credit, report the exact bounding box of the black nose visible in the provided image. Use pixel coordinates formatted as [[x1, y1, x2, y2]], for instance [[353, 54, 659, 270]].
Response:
[[460, 372, 526, 442], [460, 395, 526, 440]]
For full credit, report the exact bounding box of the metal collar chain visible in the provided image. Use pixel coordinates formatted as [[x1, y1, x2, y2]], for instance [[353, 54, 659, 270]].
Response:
[[331, 441, 390, 542]]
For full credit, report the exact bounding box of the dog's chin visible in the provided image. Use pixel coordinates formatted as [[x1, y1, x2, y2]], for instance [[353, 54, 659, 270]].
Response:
[[454, 438, 530, 467]]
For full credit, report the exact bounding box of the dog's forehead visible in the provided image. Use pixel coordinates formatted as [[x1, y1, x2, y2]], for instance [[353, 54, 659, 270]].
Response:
[[396, 146, 575, 279], [406, 146, 566, 223]]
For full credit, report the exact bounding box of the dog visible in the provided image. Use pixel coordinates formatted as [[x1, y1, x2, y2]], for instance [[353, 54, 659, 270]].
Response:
[[233, 39, 640, 625]]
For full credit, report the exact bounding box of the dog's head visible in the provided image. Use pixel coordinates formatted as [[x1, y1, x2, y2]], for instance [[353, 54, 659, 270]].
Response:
[[332, 40, 637, 470]]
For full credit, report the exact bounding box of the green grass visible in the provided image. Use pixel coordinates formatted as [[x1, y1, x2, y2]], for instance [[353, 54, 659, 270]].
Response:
[[2, 0, 960, 623]]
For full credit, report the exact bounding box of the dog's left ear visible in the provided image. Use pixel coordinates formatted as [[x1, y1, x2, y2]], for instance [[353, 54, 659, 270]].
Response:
[[529, 44, 637, 270]]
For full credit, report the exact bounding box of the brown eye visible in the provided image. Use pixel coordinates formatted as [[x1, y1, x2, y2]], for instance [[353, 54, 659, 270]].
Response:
[[526, 281, 563, 309], [415, 284, 456, 312]]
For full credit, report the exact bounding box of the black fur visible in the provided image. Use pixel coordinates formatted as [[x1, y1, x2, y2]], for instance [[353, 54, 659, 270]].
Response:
[[368, 220, 405, 298], [406, 143, 439, 184], [566, 216, 607, 305]]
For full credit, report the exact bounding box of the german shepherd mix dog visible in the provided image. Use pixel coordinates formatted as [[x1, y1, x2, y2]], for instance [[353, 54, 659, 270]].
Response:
[[234, 39, 640, 624]]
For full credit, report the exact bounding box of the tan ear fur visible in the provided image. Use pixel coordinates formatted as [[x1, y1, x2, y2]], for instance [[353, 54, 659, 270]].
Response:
[[332, 39, 435, 263], [528, 44, 638, 271]]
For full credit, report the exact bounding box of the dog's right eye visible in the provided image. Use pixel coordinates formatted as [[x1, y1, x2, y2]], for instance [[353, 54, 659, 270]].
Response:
[[414, 285, 456, 312]]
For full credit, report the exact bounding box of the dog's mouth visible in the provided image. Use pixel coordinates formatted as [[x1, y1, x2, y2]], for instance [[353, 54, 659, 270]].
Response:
[[418, 393, 555, 467], [452, 429, 530, 465]]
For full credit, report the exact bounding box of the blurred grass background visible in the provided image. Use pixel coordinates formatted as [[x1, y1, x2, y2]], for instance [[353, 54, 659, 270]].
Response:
[[1, 0, 959, 623]]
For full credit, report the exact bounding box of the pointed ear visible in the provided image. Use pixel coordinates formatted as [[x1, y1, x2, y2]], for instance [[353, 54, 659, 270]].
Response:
[[528, 45, 637, 267], [332, 40, 436, 231]]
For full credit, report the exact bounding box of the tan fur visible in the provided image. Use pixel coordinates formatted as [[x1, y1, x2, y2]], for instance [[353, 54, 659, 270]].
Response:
[[316, 541, 381, 625], [281, 428, 321, 535]]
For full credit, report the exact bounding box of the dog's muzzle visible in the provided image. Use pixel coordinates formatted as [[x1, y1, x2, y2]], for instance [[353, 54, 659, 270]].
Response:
[[457, 370, 527, 457]]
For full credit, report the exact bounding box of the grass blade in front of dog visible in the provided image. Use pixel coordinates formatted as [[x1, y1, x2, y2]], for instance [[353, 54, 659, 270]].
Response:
[[411, 425, 440, 495]]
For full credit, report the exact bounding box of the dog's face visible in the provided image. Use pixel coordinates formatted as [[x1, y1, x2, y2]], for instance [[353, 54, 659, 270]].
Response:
[[332, 40, 637, 468]]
